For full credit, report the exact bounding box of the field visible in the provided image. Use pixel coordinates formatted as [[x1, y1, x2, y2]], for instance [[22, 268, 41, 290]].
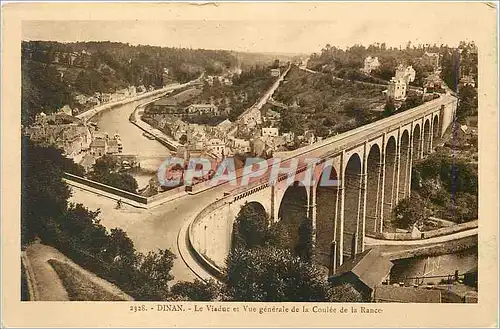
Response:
[[154, 88, 202, 106]]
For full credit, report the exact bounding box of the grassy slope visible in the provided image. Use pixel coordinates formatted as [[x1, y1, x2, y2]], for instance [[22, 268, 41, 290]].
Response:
[[48, 259, 126, 301]]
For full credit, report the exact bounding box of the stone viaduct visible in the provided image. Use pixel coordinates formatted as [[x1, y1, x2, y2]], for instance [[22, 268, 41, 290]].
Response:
[[189, 93, 458, 273]]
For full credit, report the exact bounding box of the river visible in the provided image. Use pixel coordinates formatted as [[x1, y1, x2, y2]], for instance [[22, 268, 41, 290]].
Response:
[[390, 247, 478, 285], [89, 95, 171, 189]]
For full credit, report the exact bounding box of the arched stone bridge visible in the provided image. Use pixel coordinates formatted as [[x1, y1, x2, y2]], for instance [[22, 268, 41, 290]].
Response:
[[189, 93, 458, 273]]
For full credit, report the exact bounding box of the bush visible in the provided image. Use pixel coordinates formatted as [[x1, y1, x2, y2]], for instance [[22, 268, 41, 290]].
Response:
[[223, 246, 364, 302], [170, 279, 222, 301], [224, 247, 328, 302]]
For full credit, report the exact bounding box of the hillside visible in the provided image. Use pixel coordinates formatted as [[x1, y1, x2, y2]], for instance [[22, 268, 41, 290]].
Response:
[[21, 41, 242, 125], [273, 66, 387, 137]]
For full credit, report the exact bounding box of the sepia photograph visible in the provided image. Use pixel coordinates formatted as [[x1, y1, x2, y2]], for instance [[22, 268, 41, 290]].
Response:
[[2, 1, 498, 328]]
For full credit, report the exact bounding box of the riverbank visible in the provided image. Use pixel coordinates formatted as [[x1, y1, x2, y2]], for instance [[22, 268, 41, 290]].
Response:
[[76, 83, 182, 123], [130, 98, 182, 151]]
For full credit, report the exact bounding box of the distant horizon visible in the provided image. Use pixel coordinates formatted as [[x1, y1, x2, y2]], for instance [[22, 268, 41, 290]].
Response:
[[21, 37, 465, 59], [22, 3, 481, 55], [21, 38, 311, 57]]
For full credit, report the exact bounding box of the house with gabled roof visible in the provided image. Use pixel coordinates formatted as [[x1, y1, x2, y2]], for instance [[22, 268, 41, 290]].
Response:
[[328, 249, 393, 300]]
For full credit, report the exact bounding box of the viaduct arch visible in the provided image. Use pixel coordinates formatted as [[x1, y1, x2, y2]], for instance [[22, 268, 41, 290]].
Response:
[[189, 95, 458, 271]]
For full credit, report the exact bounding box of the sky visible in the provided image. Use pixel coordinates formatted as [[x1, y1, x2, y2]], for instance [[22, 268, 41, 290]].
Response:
[[21, 2, 488, 54]]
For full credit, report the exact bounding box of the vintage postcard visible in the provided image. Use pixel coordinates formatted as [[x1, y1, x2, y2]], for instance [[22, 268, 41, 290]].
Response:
[[2, 1, 498, 328]]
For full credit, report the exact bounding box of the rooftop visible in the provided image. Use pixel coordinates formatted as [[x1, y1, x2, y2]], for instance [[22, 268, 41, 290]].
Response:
[[90, 139, 106, 148], [328, 249, 393, 291]]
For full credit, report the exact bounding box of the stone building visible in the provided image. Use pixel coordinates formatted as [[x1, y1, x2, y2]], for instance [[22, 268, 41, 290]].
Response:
[[387, 77, 408, 100], [89, 139, 107, 157], [261, 127, 279, 138], [240, 107, 262, 128], [363, 56, 381, 74], [395, 64, 416, 83]]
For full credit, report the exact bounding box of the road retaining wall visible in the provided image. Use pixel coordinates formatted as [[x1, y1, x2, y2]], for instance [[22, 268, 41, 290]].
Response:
[[64, 173, 148, 204], [188, 197, 233, 276], [366, 220, 478, 240]]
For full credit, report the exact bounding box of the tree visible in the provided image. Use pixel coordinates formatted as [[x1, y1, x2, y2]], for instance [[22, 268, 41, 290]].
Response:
[[105, 228, 136, 263], [344, 101, 371, 125], [400, 92, 423, 111], [280, 110, 300, 133], [452, 192, 478, 223], [383, 98, 396, 117], [89, 155, 138, 193], [22, 60, 72, 125], [372, 56, 397, 81], [265, 221, 292, 250], [314, 124, 329, 138], [22, 137, 72, 244], [224, 247, 330, 302], [133, 249, 176, 300], [294, 218, 314, 262], [232, 203, 268, 250], [456, 84, 478, 122], [441, 49, 460, 91], [393, 194, 431, 230]]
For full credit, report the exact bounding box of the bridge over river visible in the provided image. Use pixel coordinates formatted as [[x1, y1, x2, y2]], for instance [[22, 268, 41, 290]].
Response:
[[79, 78, 476, 283]]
